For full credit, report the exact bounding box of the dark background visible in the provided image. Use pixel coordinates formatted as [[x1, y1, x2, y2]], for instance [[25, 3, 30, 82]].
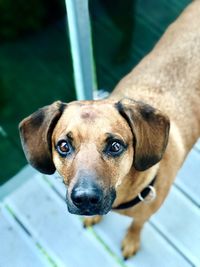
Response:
[[0, 0, 191, 184]]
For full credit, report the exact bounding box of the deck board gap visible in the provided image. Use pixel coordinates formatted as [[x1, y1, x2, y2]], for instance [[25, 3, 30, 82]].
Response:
[[149, 221, 195, 267], [173, 183, 200, 208], [2, 203, 58, 267]]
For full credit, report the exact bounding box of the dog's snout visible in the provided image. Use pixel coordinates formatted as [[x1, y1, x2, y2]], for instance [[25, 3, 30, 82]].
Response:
[[71, 182, 103, 210], [71, 188, 102, 207], [67, 177, 116, 215]]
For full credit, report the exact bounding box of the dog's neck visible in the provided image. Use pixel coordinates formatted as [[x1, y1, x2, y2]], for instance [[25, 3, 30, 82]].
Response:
[[112, 175, 157, 210], [112, 164, 159, 208]]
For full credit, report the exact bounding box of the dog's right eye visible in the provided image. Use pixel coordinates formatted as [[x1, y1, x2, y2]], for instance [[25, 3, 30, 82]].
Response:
[[56, 140, 72, 157]]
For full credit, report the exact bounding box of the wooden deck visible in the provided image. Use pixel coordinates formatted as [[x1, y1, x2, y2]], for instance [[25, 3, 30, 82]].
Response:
[[0, 139, 200, 267]]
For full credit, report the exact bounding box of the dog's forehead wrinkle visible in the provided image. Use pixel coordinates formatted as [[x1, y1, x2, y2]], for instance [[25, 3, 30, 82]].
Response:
[[80, 107, 99, 121]]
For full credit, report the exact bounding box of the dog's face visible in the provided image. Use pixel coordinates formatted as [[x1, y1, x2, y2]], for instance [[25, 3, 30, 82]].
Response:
[[52, 101, 134, 215], [19, 99, 170, 216]]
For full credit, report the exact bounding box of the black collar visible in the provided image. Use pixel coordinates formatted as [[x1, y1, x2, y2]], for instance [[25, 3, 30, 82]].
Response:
[[112, 176, 157, 210]]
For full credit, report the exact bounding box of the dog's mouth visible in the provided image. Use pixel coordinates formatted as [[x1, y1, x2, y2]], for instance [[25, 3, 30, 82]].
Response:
[[65, 188, 116, 216]]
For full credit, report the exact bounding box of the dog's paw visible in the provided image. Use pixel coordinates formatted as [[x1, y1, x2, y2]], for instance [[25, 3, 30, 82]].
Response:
[[83, 215, 102, 228], [121, 233, 140, 260]]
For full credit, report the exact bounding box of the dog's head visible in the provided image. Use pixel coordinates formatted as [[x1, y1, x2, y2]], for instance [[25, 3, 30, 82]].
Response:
[[19, 99, 170, 216]]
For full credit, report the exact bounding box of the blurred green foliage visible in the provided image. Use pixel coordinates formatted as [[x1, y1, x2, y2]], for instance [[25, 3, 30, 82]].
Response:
[[0, 0, 66, 41]]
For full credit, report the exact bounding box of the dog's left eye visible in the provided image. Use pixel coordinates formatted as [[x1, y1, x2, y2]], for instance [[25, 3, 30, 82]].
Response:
[[106, 140, 125, 156], [109, 141, 122, 152], [56, 140, 72, 157]]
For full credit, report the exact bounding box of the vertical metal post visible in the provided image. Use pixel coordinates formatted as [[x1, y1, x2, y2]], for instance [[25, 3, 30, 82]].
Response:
[[65, 0, 96, 100]]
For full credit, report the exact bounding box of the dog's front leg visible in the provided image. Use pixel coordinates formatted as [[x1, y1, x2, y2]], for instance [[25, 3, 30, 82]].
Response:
[[83, 215, 102, 228], [121, 219, 144, 259]]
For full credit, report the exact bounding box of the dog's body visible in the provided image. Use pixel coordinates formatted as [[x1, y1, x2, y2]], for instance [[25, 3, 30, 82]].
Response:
[[19, 1, 200, 259]]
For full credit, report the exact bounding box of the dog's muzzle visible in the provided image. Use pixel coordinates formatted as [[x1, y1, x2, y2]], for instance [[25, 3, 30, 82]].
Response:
[[66, 178, 116, 216]]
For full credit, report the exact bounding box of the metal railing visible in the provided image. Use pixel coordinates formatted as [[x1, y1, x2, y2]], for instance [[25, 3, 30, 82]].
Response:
[[65, 0, 97, 100]]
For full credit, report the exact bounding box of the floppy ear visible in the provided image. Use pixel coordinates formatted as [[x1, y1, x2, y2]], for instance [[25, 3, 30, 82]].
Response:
[[19, 101, 66, 174], [116, 98, 170, 171]]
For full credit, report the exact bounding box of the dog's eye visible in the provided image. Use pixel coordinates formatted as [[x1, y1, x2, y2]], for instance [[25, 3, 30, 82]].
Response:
[[106, 140, 125, 156], [110, 141, 122, 152], [56, 140, 72, 157]]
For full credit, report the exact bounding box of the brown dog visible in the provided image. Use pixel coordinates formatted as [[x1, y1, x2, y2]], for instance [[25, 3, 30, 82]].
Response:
[[19, 1, 200, 259]]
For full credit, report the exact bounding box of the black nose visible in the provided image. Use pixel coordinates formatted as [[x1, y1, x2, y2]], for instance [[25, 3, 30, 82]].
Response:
[[71, 181, 103, 210]]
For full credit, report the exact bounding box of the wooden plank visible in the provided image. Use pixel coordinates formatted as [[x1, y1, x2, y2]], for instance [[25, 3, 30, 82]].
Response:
[[4, 174, 123, 267], [92, 212, 191, 267], [151, 185, 200, 266], [0, 206, 48, 267], [0, 165, 36, 200], [45, 174, 191, 267], [0, 135, 26, 185], [175, 148, 200, 206], [43, 172, 66, 198], [65, 0, 96, 100]]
